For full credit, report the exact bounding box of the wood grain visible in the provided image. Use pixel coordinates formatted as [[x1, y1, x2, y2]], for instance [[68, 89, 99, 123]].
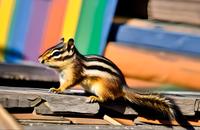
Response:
[[0, 63, 59, 87], [0, 87, 199, 116], [149, 0, 200, 25]]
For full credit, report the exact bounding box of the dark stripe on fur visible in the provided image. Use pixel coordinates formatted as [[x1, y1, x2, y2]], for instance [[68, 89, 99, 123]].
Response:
[[82, 64, 121, 78], [81, 55, 126, 84]]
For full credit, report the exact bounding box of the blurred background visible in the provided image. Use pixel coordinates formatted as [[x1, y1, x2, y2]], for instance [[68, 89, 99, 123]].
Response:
[[1, 0, 200, 91]]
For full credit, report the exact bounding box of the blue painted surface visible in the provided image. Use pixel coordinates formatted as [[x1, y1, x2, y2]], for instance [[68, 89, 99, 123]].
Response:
[[5, 0, 33, 62], [116, 25, 200, 56], [99, 0, 118, 54]]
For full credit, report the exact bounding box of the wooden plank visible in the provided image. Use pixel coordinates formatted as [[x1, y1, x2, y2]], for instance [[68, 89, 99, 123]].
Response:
[[0, 87, 137, 116], [194, 99, 200, 112], [125, 77, 161, 89], [35, 95, 99, 115], [13, 113, 64, 120], [136, 116, 200, 127], [113, 118, 134, 126], [124, 19, 200, 36], [66, 117, 110, 125], [13, 113, 110, 125], [0, 88, 100, 115], [105, 43, 200, 90], [114, 24, 200, 56], [19, 119, 71, 125], [168, 96, 197, 116], [0, 105, 22, 130], [148, 0, 200, 25], [23, 124, 200, 130], [0, 63, 59, 87], [0, 87, 199, 116], [103, 115, 122, 125]]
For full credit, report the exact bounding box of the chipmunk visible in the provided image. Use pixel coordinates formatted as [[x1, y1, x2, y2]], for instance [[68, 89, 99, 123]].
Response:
[[38, 38, 175, 119]]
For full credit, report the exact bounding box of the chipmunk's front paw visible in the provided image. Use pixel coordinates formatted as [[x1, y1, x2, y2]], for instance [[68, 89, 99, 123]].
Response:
[[48, 87, 62, 94]]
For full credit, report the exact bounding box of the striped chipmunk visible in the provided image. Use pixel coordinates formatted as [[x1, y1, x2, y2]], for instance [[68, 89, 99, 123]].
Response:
[[38, 38, 177, 120]]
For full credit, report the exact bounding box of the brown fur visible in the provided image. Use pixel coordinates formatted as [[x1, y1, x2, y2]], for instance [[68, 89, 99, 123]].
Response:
[[123, 87, 174, 119]]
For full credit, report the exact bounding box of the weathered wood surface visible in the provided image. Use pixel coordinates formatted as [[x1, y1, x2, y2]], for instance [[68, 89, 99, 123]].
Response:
[[0, 105, 23, 130], [103, 115, 122, 125], [148, 0, 200, 25], [0, 87, 199, 116], [0, 63, 59, 87], [135, 116, 200, 127], [13, 113, 110, 125], [0, 87, 99, 115], [24, 124, 200, 130]]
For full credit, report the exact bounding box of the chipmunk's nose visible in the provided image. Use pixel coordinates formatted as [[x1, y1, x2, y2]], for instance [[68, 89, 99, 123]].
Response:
[[41, 60, 45, 64], [38, 58, 45, 64]]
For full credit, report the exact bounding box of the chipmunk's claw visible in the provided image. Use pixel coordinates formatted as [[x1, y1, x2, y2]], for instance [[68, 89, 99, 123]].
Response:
[[48, 87, 62, 94], [86, 96, 100, 103]]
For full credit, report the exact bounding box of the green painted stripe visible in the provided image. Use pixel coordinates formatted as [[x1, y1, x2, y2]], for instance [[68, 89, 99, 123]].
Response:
[[75, 0, 107, 55], [88, 0, 107, 54]]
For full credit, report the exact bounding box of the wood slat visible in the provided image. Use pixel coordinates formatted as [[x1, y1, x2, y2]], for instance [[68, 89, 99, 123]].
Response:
[[136, 116, 200, 127], [23, 125, 200, 130], [13, 113, 110, 125], [0, 105, 22, 130], [125, 19, 200, 36], [103, 115, 122, 125], [0, 63, 59, 87], [105, 43, 200, 90], [113, 118, 134, 126], [0, 87, 199, 116], [148, 0, 200, 25]]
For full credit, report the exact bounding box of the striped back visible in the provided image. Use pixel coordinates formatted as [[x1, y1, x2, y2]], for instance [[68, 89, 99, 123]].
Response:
[[0, 0, 117, 63]]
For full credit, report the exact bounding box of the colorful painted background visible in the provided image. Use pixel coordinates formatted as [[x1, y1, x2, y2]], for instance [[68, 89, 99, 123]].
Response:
[[0, 0, 117, 63]]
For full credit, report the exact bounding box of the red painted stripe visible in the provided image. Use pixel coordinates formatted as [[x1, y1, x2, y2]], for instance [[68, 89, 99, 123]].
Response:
[[40, 0, 68, 54]]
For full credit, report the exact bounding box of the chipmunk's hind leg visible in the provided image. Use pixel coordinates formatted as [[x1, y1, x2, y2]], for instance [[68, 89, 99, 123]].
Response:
[[86, 95, 104, 103], [86, 84, 110, 103], [86, 79, 124, 103]]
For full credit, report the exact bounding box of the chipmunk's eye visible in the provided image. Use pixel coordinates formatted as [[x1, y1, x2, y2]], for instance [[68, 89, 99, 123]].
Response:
[[52, 50, 61, 58], [53, 51, 60, 56]]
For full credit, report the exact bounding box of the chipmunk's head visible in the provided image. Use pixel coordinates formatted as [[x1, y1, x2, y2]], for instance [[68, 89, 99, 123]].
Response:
[[38, 38, 76, 69]]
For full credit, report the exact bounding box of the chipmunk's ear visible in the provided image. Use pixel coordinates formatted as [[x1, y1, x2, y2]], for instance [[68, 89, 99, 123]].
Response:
[[60, 37, 65, 43], [66, 38, 75, 52], [68, 38, 74, 46]]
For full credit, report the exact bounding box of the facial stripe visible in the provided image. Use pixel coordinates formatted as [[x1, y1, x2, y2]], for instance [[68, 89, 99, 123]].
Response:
[[61, 50, 75, 60], [62, 48, 74, 56], [46, 42, 65, 53]]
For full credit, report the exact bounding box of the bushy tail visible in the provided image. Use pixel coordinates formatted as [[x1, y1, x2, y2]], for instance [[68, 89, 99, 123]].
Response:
[[123, 87, 174, 119], [123, 87, 194, 130]]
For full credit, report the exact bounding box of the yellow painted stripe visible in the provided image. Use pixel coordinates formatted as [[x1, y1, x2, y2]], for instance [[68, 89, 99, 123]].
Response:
[[62, 0, 82, 41], [0, 0, 16, 61]]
